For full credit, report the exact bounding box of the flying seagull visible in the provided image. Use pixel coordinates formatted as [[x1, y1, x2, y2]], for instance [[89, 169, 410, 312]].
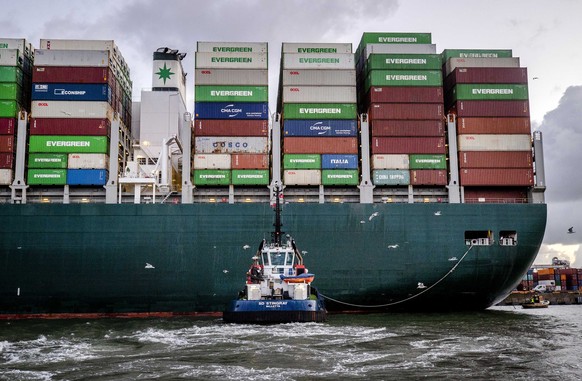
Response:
[[243, 244, 251, 250], [145, 263, 155, 269], [568, 227, 575, 234], [434, 211, 442, 216], [387, 244, 399, 249], [369, 212, 379, 221], [417, 282, 427, 289]]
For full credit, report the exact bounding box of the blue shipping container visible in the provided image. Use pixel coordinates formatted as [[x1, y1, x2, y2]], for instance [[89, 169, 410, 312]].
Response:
[[283, 120, 357, 137], [194, 102, 268, 120], [67, 169, 108, 185], [32, 83, 112, 102], [321, 154, 359, 169]]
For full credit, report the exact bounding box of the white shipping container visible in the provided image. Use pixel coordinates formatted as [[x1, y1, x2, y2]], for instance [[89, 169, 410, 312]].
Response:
[[363, 43, 437, 59], [34, 49, 111, 67], [281, 69, 356, 86], [0, 38, 32, 57], [282, 86, 357, 103], [283, 53, 355, 70], [31, 101, 114, 119], [196, 41, 268, 53], [0, 169, 12, 185], [67, 153, 109, 169], [194, 137, 269, 154], [283, 170, 321, 185], [0, 49, 23, 66], [193, 154, 231, 169], [195, 52, 268, 69], [282, 43, 352, 54], [40, 39, 128, 74], [372, 154, 410, 169], [457, 134, 531, 151], [194, 69, 268, 85], [445, 57, 521, 75]]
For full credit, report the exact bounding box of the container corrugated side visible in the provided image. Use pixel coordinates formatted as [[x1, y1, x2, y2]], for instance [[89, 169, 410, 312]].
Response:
[[195, 52, 268, 69], [321, 154, 358, 169], [283, 53, 355, 70], [31, 101, 114, 119], [365, 70, 442, 90], [34, 49, 111, 67], [463, 186, 529, 203], [0, 101, 19, 118], [32, 83, 111, 102], [452, 100, 529, 117], [281, 69, 356, 86], [356, 32, 432, 59], [194, 69, 268, 85], [444, 67, 528, 90], [409, 154, 447, 169], [367, 87, 443, 104], [282, 43, 352, 54], [372, 169, 410, 185], [283, 137, 358, 154], [365, 54, 442, 71], [0, 38, 32, 57], [196, 42, 268, 53], [231, 169, 269, 185], [371, 154, 409, 169], [441, 49, 513, 62], [0, 118, 15, 134], [0, 67, 24, 84], [283, 170, 321, 185], [321, 169, 359, 185], [370, 120, 445, 137], [0, 135, 14, 152], [282, 86, 356, 103], [410, 169, 447, 185], [450, 84, 528, 102], [231, 154, 269, 169], [193, 169, 231, 186], [369, 103, 443, 120], [283, 119, 357, 137], [372, 137, 446, 154], [67, 169, 107, 185], [0, 168, 12, 184], [27, 169, 67, 185], [194, 102, 268, 120], [29, 136, 109, 153], [460, 168, 534, 186], [0, 83, 22, 101], [459, 151, 533, 168], [0, 49, 22, 66], [194, 136, 268, 154], [283, 103, 357, 120], [457, 117, 531, 134], [193, 154, 231, 170], [362, 44, 437, 60], [193, 119, 268, 136], [33, 66, 114, 85], [283, 154, 321, 169], [194, 85, 268, 103], [67, 153, 108, 169], [0, 153, 13, 169], [445, 57, 520, 76], [457, 134, 531, 151], [30, 118, 111, 136], [27, 153, 68, 169]]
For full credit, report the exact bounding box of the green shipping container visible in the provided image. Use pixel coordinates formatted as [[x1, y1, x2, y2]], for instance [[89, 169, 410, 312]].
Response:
[[0, 83, 22, 101], [321, 169, 359, 186], [0, 101, 18, 118], [365, 70, 442, 91], [283, 154, 321, 169], [451, 84, 529, 101], [27, 169, 67, 185], [28, 136, 109, 153], [366, 54, 442, 72], [194, 86, 268, 102], [409, 154, 447, 170], [28, 153, 68, 169], [193, 170, 231, 186], [283, 103, 357, 120], [357, 32, 432, 59], [0, 67, 25, 84], [231, 170, 269, 185], [440, 49, 513, 62]]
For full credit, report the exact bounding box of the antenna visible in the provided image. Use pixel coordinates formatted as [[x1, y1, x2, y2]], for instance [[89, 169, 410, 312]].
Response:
[[271, 185, 284, 245]]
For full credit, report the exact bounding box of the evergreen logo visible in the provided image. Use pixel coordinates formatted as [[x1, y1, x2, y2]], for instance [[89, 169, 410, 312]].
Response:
[[155, 62, 174, 84]]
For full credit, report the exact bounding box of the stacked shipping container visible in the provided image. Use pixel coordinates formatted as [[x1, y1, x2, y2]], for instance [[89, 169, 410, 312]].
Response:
[[442, 49, 533, 202], [193, 42, 269, 186], [0, 39, 33, 185], [28, 40, 132, 186], [356, 33, 447, 187], [278, 43, 359, 186]]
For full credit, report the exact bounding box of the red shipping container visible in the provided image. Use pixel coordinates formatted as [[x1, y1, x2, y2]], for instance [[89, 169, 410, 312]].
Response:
[[283, 137, 358, 154], [369, 103, 444, 120], [0, 152, 13, 168], [231, 154, 269, 169], [366, 87, 443, 104], [456, 117, 531, 134], [451, 101, 530, 117], [463, 186, 529, 203], [371, 120, 444, 137], [32, 66, 117, 89], [193, 119, 268, 137], [460, 168, 534, 186], [30, 118, 111, 136], [444, 67, 528, 91], [0, 118, 16, 135], [411, 170, 447, 185], [459, 151, 533, 168], [0, 135, 14, 152], [372, 137, 446, 154]]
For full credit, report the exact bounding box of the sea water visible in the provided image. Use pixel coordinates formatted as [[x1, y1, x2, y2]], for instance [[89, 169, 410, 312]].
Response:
[[1, 305, 581, 380]]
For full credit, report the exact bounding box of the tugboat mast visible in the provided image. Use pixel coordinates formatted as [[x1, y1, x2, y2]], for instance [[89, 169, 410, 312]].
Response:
[[272, 186, 284, 246]]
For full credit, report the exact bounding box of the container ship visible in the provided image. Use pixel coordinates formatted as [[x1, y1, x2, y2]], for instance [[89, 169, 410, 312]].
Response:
[[0, 33, 547, 318]]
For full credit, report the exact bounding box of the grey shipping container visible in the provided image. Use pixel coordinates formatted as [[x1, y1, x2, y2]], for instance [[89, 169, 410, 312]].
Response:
[[194, 69, 268, 85], [194, 136, 269, 154], [283, 169, 321, 185], [282, 86, 357, 103], [363, 44, 437, 59], [281, 69, 356, 86], [34, 49, 111, 67], [457, 134, 532, 151], [445, 57, 520, 76], [371, 154, 410, 169], [31, 101, 114, 119]]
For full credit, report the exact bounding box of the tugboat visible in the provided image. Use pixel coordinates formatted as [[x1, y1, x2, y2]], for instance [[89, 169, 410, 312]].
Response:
[[522, 294, 550, 309], [223, 187, 327, 324]]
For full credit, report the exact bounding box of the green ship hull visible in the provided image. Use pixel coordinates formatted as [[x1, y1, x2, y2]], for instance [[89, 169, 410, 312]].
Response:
[[0, 202, 546, 317]]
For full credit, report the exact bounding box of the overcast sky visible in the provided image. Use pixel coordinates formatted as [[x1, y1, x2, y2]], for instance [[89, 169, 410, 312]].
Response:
[[2, 0, 581, 266]]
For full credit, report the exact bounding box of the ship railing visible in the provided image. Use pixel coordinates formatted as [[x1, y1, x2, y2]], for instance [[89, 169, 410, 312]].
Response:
[[464, 198, 530, 204]]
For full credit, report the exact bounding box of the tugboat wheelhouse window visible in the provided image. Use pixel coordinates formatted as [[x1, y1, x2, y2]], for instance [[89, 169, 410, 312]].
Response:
[[465, 230, 494, 246]]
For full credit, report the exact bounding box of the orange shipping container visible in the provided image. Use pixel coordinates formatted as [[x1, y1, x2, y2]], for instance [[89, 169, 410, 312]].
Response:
[[459, 151, 532, 168], [457, 117, 531, 134], [231, 154, 269, 169], [283, 137, 358, 154], [460, 168, 534, 186], [193, 119, 268, 137]]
